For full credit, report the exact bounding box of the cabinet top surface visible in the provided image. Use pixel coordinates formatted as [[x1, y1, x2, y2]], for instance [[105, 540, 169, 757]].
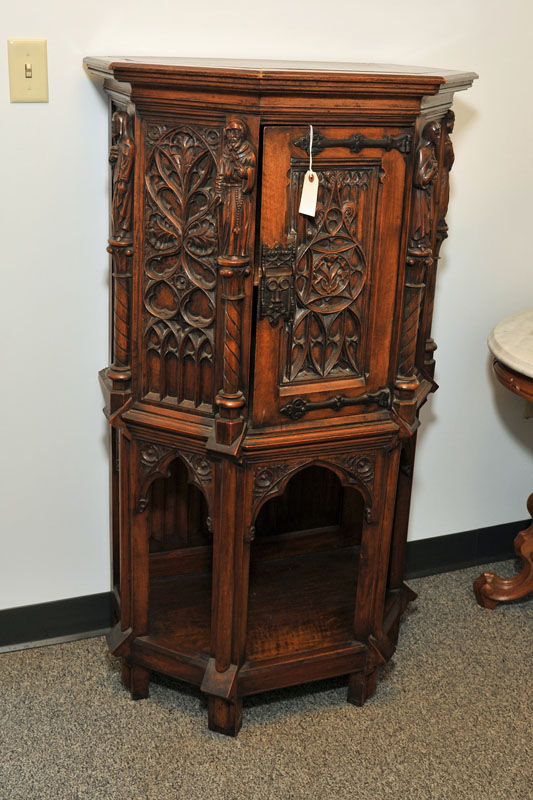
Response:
[[84, 56, 476, 93]]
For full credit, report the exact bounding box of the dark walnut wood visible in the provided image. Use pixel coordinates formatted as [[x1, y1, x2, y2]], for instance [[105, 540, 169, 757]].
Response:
[[85, 57, 476, 736], [474, 362, 533, 609]]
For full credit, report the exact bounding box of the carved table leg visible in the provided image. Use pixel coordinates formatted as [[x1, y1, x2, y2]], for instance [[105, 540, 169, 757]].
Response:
[[474, 493, 533, 608]]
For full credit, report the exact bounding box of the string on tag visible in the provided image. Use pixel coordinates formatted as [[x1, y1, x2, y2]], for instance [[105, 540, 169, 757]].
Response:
[[298, 124, 319, 216], [309, 124, 314, 180]]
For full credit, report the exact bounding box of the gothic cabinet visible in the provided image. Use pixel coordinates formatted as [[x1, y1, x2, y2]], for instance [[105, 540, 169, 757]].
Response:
[[85, 57, 475, 735]]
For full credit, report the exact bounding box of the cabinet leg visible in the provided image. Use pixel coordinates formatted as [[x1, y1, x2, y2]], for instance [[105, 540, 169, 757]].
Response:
[[347, 669, 377, 707], [121, 661, 150, 700], [207, 697, 243, 737]]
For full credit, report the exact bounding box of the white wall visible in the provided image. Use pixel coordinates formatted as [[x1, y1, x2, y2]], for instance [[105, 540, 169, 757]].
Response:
[[1, 1, 531, 609]]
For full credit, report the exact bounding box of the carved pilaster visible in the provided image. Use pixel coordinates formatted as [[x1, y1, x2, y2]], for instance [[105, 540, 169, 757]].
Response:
[[395, 120, 440, 425], [423, 110, 456, 377], [214, 119, 256, 447], [106, 110, 135, 386]]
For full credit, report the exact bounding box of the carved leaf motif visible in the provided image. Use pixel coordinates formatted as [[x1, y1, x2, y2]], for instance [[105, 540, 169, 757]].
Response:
[[327, 452, 376, 518], [143, 124, 220, 408], [253, 464, 292, 497]]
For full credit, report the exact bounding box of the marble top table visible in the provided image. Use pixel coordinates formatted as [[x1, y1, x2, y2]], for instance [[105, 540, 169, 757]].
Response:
[[474, 308, 533, 608], [488, 307, 533, 380]]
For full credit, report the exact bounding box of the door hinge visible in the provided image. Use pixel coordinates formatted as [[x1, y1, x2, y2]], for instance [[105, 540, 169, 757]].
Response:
[[259, 243, 295, 326]]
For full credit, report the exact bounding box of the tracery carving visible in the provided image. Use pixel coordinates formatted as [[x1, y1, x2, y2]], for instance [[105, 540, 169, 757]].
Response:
[[143, 123, 221, 408], [251, 456, 376, 524], [288, 168, 370, 382], [138, 443, 213, 513]]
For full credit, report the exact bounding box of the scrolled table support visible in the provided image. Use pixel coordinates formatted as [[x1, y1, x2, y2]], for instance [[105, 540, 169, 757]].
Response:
[[474, 494, 533, 609]]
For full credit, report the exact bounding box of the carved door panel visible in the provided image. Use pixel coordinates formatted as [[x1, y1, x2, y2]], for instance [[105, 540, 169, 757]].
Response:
[[252, 125, 409, 427]]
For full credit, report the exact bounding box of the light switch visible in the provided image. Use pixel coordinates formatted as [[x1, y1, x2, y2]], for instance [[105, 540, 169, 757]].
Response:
[[8, 39, 48, 103]]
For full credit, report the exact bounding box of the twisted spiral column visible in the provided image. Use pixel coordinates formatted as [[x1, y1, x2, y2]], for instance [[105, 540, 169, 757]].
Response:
[[215, 257, 250, 446], [106, 241, 133, 383]]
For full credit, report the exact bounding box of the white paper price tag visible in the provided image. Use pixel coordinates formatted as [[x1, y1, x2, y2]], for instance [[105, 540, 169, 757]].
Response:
[[299, 170, 319, 216], [299, 124, 318, 217]]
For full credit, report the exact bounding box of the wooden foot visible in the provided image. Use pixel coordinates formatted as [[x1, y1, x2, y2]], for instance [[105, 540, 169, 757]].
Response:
[[474, 501, 533, 609], [121, 661, 150, 700], [207, 697, 243, 736], [347, 669, 377, 706]]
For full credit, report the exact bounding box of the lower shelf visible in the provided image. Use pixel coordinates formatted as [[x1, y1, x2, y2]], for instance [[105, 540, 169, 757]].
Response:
[[142, 545, 361, 667], [246, 546, 359, 661]]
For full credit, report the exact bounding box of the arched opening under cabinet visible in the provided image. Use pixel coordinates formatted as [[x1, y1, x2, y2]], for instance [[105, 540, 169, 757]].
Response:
[[246, 465, 366, 662], [143, 456, 213, 659], [148, 458, 211, 554]]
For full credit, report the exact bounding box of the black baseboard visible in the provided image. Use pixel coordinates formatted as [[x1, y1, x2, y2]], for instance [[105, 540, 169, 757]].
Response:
[[0, 519, 528, 651], [0, 592, 112, 651], [404, 518, 528, 579]]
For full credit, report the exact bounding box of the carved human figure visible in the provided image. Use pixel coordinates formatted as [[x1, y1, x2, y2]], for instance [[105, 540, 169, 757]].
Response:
[[109, 111, 135, 242], [216, 119, 256, 259], [410, 121, 441, 250], [437, 111, 455, 228]]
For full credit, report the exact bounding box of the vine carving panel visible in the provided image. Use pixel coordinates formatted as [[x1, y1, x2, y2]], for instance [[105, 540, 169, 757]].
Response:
[[143, 123, 221, 410]]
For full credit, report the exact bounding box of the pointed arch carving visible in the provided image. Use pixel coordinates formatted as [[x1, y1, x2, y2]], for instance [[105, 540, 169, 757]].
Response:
[[137, 442, 213, 514], [250, 453, 376, 528]]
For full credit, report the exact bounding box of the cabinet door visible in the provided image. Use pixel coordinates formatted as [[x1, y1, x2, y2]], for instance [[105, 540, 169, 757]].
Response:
[[252, 125, 409, 427]]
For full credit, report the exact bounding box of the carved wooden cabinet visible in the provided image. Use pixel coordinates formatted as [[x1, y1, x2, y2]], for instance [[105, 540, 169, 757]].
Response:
[[85, 57, 475, 735]]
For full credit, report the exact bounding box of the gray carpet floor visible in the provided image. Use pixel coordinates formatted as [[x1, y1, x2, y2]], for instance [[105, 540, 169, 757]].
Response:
[[1, 561, 532, 800]]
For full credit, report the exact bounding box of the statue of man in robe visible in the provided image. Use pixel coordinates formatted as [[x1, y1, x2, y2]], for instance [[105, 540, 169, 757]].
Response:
[[411, 120, 440, 252], [109, 111, 135, 243], [216, 119, 256, 260]]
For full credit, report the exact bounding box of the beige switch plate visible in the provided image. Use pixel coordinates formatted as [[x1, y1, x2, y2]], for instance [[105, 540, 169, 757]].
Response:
[[8, 38, 48, 102]]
